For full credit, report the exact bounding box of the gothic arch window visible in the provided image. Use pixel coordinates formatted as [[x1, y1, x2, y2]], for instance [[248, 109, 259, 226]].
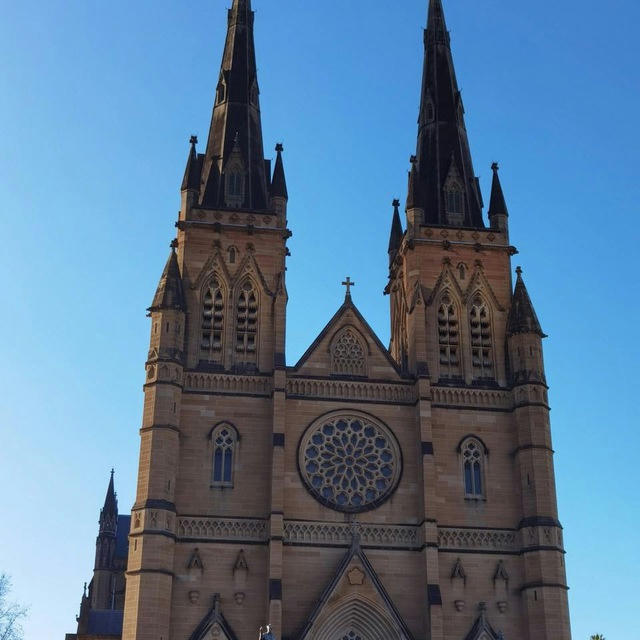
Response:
[[461, 437, 486, 498], [227, 245, 237, 264], [235, 279, 258, 365], [210, 423, 238, 488], [228, 171, 244, 197], [201, 276, 225, 363], [330, 327, 367, 376], [469, 294, 494, 380], [437, 293, 461, 379]]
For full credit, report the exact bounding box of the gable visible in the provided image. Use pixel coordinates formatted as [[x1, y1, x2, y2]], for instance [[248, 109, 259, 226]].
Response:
[[297, 542, 414, 640], [293, 298, 403, 381]]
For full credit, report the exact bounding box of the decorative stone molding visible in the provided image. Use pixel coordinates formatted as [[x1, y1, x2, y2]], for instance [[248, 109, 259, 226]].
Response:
[[178, 517, 268, 542], [287, 378, 415, 404], [184, 373, 272, 396], [438, 528, 518, 552], [431, 386, 513, 410], [283, 520, 421, 549]]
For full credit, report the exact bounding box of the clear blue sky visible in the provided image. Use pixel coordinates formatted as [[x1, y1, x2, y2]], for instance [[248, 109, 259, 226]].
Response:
[[1, 1, 638, 638]]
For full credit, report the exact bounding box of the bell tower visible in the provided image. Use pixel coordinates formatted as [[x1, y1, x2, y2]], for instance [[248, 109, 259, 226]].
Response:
[[123, 1, 290, 638], [387, 1, 571, 638]]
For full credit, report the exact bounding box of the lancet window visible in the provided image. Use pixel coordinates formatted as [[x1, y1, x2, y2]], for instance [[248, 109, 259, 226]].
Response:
[[235, 280, 258, 364], [437, 294, 461, 378], [445, 187, 464, 217], [469, 295, 494, 379], [331, 328, 367, 376], [201, 277, 225, 363], [461, 438, 485, 498], [211, 423, 237, 488]]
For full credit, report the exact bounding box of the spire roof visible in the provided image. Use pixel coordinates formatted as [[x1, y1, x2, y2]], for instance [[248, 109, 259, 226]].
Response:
[[388, 199, 403, 261], [149, 241, 186, 313], [181, 135, 202, 192], [409, 0, 484, 228], [199, 0, 269, 210], [102, 469, 117, 517], [270, 143, 288, 200], [507, 268, 545, 337], [488, 162, 509, 219]]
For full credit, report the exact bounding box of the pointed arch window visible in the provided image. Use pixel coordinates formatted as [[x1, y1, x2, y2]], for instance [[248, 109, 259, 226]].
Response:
[[201, 277, 225, 363], [446, 187, 464, 217], [461, 437, 485, 498], [437, 293, 461, 378], [235, 280, 258, 364], [330, 327, 367, 376], [211, 423, 237, 488], [470, 295, 494, 380]]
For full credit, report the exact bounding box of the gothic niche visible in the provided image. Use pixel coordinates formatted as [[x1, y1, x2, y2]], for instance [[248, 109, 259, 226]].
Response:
[[232, 550, 249, 604], [330, 327, 367, 377], [298, 411, 401, 513]]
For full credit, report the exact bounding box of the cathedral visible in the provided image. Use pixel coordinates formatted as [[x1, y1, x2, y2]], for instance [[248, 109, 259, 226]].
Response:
[[66, 1, 571, 639]]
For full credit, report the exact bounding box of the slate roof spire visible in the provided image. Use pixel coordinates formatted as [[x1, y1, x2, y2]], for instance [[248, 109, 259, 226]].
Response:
[[181, 135, 202, 192], [409, 0, 484, 228], [488, 162, 509, 220], [149, 241, 186, 313], [507, 268, 545, 337], [99, 469, 118, 536], [200, 0, 269, 210], [270, 143, 288, 200], [388, 199, 404, 264]]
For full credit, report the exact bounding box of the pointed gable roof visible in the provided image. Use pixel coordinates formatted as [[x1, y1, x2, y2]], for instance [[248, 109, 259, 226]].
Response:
[[149, 242, 186, 313], [188, 595, 239, 640], [506, 267, 545, 337], [410, 0, 484, 227], [463, 603, 504, 640], [297, 537, 415, 640], [293, 294, 404, 380]]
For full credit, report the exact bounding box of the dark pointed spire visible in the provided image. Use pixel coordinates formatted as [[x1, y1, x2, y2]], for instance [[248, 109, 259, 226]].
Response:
[[270, 143, 288, 200], [199, 0, 269, 210], [99, 469, 118, 535], [388, 199, 403, 263], [488, 162, 509, 219], [181, 135, 201, 192], [410, 0, 484, 227], [149, 241, 186, 313], [507, 268, 545, 337]]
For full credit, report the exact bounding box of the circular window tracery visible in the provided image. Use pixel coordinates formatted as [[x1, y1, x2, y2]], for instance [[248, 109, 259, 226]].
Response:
[[298, 412, 401, 513]]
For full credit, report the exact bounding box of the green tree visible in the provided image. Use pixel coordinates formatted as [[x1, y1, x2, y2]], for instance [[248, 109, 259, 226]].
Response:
[[590, 635, 606, 640], [0, 574, 27, 640]]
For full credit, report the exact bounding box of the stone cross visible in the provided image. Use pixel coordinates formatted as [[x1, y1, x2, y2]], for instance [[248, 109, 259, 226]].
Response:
[[342, 277, 355, 296]]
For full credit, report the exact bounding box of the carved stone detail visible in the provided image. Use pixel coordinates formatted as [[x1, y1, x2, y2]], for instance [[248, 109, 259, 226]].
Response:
[[438, 528, 518, 552], [178, 518, 268, 542], [287, 378, 414, 404], [184, 373, 272, 396], [283, 520, 420, 549], [431, 386, 513, 410]]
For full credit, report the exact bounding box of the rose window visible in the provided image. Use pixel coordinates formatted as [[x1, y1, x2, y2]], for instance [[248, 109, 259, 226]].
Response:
[[298, 413, 401, 513]]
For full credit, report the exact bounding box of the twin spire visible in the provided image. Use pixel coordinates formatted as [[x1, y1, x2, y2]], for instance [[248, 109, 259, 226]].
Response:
[[182, 0, 286, 212]]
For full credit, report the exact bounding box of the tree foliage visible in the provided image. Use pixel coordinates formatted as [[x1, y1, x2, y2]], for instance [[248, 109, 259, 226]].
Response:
[[590, 635, 606, 640], [0, 574, 27, 640]]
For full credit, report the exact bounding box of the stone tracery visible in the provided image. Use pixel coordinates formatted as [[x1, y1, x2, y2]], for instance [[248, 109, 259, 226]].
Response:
[[299, 413, 401, 513]]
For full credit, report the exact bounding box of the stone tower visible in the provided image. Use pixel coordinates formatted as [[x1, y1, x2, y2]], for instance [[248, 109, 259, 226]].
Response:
[[116, 1, 571, 639]]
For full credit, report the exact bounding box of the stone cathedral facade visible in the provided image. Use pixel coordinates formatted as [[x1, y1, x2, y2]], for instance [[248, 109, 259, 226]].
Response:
[[67, 1, 572, 639]]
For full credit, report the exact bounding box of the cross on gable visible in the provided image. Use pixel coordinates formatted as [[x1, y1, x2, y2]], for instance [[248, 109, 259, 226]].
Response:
[[342, 277, 355, 297]]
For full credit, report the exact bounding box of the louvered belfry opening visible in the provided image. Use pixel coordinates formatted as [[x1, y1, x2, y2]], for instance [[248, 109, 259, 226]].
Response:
[[235, 280, 258, 363], [201, 277, 225, 363], [438, 294, 461, 378], [470, 296, 494, 380]]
